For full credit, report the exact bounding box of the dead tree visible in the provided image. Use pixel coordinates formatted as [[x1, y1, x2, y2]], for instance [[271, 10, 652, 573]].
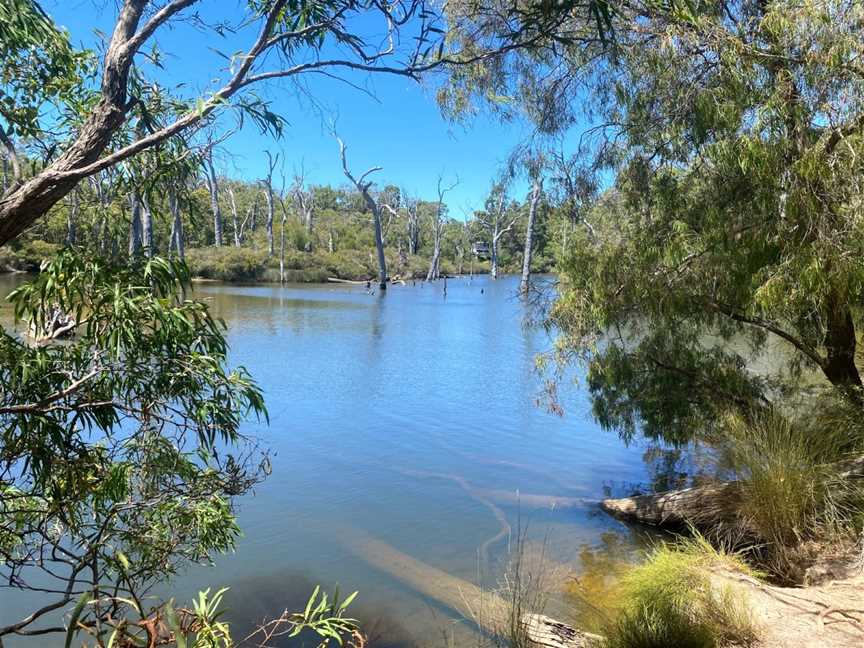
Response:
[[337, 137, 387, 290], [292, 168, 315, 252], [519, 176, 543, 295], [403, 192, 420, 255], [261, 151, 278, 257], [426, 175, 457, 281], [228, 187, 252, 247]]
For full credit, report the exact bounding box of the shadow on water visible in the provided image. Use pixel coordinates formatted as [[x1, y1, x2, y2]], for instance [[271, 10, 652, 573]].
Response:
[[221, 569, 420, 648]]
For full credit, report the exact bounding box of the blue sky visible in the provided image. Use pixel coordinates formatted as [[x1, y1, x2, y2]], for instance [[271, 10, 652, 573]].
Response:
[[44, 0, 545, 217]]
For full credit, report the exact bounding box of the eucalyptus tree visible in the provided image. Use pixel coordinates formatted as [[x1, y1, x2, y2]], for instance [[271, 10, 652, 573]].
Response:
[[442, 0, 864, 437], [65, 189, 79, 246], [477, 179, 519, 280], [426, 175, 458, 281], [512, 150, 546, 295], [204, 147, 224, 248], [337, 137, 387, 289], [0, 253, 266, 644]]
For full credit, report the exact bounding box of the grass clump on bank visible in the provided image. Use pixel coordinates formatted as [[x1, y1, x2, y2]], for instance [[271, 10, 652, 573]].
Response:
[[571, 537, 759, 648], [720, 405, 864, 582]]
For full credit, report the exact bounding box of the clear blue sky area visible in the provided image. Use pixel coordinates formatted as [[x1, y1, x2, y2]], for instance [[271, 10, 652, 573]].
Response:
[[44, 1, 555, 217]]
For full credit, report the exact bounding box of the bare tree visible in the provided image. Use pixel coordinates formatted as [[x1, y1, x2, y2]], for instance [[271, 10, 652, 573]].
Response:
[[292, 167, 315, 252], [278, 172, 292, 283], [477, 181, 518, 280], [426, 175, 458, 281], [403, 192, 420, 256], [261, 151, 278, 257], [228, 186, 253, 247], [519, 176, 543, 295], [337, 137, 387, 289]]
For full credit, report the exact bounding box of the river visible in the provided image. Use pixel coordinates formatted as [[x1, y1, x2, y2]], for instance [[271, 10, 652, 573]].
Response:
[[0, 274, 669, 646]]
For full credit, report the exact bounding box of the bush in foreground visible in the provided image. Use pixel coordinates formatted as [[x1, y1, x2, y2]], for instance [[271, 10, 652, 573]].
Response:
[[571, 537, 759, 648]]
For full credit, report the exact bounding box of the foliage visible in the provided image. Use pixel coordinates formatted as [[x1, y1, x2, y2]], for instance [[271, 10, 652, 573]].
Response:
[[501, 0, 864, 443], [0, 0, 93, 137], [572, 537, 759, 648], [0, 250, 267, 642]]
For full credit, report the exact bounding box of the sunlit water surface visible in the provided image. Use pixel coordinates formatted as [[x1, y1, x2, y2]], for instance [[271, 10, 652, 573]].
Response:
[[0, 274, 677, 646]]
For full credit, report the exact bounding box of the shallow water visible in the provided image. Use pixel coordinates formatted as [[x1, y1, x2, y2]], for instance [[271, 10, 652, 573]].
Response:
[[0, 274, 669, 646]]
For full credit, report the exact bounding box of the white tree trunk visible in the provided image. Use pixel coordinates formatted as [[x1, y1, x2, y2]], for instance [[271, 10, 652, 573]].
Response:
[[65, 191, 78, 246], [520, 178, 543, 295], [206, 155, 223, 247], [263, 186, 274, 257], [141, 193, 154, 257], [168, 188, 185, 261], [128, 192, 142, 256]]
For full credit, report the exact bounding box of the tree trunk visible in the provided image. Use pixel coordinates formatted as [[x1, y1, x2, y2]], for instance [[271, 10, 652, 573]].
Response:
[[65, 191, 78, 247], [168, 188, 185, 261], [822, 294, 862, 392], [490, 232, 499, 279], [141, 193, 153, 257], [372, 207, 387, 289], [228, 188, 242, 247], [520, 179, 542, 295], [426, 244, 441, 281], [206, 156, 223, 247], [279, 214, 286, 283], [304, 205, 313, 251], [263, 186, 274, 257], [128, 192, 142, 256]]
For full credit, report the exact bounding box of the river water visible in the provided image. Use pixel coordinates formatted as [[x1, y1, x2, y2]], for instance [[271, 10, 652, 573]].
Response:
[[0, 274, 668, 646]]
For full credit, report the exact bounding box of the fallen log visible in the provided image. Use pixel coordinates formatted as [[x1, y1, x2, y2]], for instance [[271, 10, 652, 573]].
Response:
[[340, 527, 598, 647], [601, 455, 864, 530], [600, 481, 744, 529], [326, 277, 370, 284]]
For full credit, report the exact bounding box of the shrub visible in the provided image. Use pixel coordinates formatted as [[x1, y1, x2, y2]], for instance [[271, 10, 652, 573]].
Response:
[[185, 247, 267, 282], [720, 408, 864, 580], [573, 537, 759, 648]]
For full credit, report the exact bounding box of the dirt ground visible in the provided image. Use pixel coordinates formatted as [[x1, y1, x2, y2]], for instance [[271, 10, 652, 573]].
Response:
[[716, 557, 864, 648]]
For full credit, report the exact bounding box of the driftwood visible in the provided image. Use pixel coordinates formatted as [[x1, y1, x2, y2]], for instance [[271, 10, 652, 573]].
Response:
[[326, 277, 370, 284], [523, 614, 602, 648]]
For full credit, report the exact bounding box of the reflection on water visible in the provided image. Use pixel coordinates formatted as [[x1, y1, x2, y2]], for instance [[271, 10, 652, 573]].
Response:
[[0, 274, 664, 647]]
